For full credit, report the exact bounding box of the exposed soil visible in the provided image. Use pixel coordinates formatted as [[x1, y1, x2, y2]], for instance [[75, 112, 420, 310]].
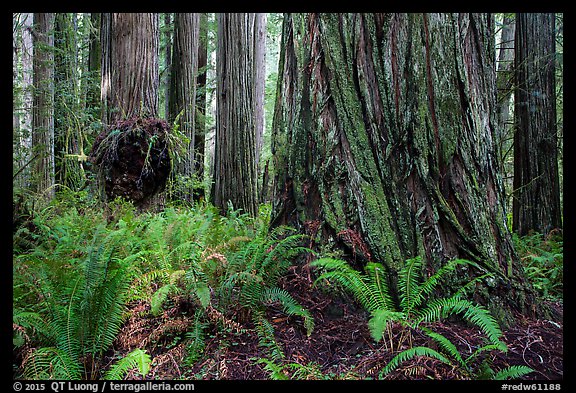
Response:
[[110, 262, 563, 381]]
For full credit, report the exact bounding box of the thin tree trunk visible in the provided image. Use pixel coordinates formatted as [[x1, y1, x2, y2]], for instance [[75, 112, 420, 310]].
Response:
[[13, 13, 34, 190], [194, 13, 208, 201], [253, 13, 267, 164], [272, 13, 538, 324], [55, 13, 85, 190], [513, 13, 562, 236], [168, 13, 200, 203], [212, 13, 258, 217], [495, 15, 515, 170], [32, 13, 55, 201]]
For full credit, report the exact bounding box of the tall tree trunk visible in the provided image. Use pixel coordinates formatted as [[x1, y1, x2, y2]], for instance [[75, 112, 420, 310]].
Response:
[[31, 13, 55, 201], [495, 15, 515, 178], [272, 13, 538, 324], [163, 13, 172, 120], [253, 13, 267, 165], [100, 13, 159, 125], [168, 13, 200, 203], [54, 13, 85, 191], [13, 13, 34, 190], [212, 13, 258, 217], [194, 13, 208, 201], [95, 13, 169, 211], [513, 13, 562, 236], [86, 12, 101, 115]]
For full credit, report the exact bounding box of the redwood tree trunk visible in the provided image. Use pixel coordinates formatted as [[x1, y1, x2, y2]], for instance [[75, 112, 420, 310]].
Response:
[[271, 13, 538, 324], [513, 13, 562, 236], [13, 13, 34, 190], [55, 13, 85, 191], [253, 13, 267, 164], [101, 13, 159, 125], [194, 13, 208, 201], [32, 13, 55, 201], [168, 13, 200, 203], [95, 13, 168, 210], [212, 13, 258, 217], [495, 14, 515, 180]]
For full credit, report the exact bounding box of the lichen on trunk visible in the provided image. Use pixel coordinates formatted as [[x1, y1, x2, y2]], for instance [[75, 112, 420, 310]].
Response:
[[271, 13, 540, 325]]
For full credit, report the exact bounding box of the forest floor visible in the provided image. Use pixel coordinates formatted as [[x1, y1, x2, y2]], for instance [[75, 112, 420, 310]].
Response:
[[109, 262, 563, 381]]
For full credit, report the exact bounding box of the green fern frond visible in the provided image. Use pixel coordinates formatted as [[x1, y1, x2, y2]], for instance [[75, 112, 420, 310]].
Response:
[[13, 311, 54, 345], [414, 297, 504, 347], [492, 365, 534, 380], [254, 314, 285, 361], [23, 347, 82, 380], [421, 328, 466, 370], [368, 309, 406, 342], [151, 283, 180, 316], [466, 342, 509, 365], [460, 302, 504, 347], [193, 282, 211, 309], [103, 348, 151, 380], [380, 346, 452, 377], [311, 258, 381, 313], [185, 312, 208, 365], [364, 262, 395, 311], [415, 259, 479, 309], [262, 287, 314, 336], [256, 357, 289, 380], [398, 256, 423, 314]]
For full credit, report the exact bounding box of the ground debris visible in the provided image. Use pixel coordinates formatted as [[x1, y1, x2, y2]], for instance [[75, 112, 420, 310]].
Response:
[[109, 263, 563, 380]]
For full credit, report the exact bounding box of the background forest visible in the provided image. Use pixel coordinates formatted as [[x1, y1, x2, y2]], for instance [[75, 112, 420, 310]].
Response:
[[12, 13, 563, 381]]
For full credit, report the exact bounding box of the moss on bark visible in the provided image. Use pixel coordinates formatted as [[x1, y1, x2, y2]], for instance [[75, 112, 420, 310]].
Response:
[[271, 13, 541, 325]]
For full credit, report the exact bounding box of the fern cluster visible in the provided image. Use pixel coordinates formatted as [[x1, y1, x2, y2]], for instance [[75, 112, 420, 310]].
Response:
[[186, 226, 315, 362], [118, 204, 315, 364], [311, 256, 533, 380], [15, 188, 314, 379], [513, 232, 563, 301], [14, 213, 142, 379]]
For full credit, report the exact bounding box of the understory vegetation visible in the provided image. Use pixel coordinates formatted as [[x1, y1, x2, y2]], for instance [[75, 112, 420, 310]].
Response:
[[12, 190, 562, 380]]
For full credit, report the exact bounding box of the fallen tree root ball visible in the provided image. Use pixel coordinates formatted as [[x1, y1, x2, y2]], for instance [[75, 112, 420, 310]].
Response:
[[90, 117, 172, 206]]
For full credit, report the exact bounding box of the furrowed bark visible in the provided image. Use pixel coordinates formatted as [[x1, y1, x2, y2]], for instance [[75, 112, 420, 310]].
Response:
[[272, 13, 539, 324], [513, 13, 562, 236], [212, 13, 259, 217]]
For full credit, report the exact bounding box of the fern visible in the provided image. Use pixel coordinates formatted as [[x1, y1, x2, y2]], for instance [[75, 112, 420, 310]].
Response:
[[256, 357, 289, 380], [23, 347, 82, 380], [414, 297, 504, 347], [492, 365, 534, 380], [398, 256, 423, 313], [381, 327, 523, 380], [217, 229, 314, 336], [255, 313, 285, 361], [380, 346, 451, 377], [262, 287, 315, 336], [103, 349, 151, 380], [17, 219, 135, 379], [185, 312, 209, 365], [421, 328, 466, 370], [150, 283, 180, 317], [368, 309, 405, 343], [312, 258, 387, 313]]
